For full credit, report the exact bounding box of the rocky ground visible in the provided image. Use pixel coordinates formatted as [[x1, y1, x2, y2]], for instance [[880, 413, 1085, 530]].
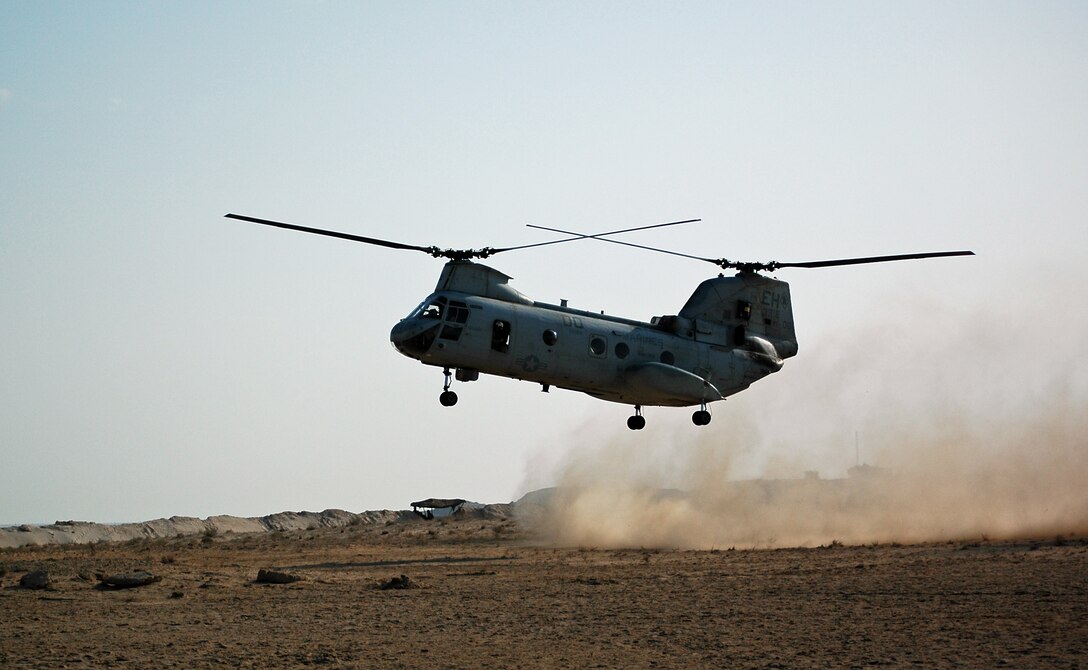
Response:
[[2, 514, 1085, 668]]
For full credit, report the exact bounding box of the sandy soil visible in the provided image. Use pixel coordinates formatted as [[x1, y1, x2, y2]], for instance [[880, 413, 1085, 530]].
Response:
[[2, 518, 1085, 669]]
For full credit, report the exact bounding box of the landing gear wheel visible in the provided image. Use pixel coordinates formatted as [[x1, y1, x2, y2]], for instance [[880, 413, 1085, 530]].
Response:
[[692, 409, 711, 426], [439, 367, 457, 407], [627, 406, 646, 430]]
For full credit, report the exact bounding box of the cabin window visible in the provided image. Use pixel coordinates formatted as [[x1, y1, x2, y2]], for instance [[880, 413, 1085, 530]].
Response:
[[615, 342, 629, 359], [589, 336, 607, 357], [736, 300, 752, 321], [542, 329, 558, 346], [660, 350, 675, 365], [492, 320, 511, 352]]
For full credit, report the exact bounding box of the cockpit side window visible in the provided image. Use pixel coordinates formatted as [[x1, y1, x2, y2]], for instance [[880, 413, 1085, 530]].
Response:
[[439, 300, 470, 341], [445, 301, 469, 324]]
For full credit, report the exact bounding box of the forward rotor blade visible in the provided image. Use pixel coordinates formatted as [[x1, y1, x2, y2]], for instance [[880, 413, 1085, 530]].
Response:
[[226, 213, 435, 254], [774, 250, 975, 269]]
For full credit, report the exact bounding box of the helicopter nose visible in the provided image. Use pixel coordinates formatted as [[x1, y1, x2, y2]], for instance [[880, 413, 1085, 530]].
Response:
[[390, 319, 441, 358]]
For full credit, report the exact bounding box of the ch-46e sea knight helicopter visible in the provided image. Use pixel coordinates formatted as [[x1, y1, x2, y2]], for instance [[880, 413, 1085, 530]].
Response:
[[226, 213, 972, 430]]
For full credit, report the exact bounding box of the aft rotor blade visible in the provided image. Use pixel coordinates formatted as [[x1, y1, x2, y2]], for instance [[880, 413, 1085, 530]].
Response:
[[775, 250, 975, 269], [522, 220, 706, 258], [226, 213, 435, 254], [527, 222, 975, 272], [527, 218, 701, 239]]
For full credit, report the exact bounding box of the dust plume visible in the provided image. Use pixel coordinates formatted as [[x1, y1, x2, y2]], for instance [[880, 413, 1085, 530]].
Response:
[[526, 299, 1088, 549]]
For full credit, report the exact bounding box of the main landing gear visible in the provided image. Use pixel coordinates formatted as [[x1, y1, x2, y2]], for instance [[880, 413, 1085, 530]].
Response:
[[439, 367, 458, 407], [627, 404, 712, 430], [692, 409, 711, 426], [692, 402, 712, 426]]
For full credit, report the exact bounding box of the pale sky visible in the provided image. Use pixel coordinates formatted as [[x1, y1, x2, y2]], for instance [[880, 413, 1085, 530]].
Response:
[[2, 2, 1086, 524]]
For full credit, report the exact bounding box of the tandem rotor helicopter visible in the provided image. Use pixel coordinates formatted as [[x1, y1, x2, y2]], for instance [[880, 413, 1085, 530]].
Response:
[[227, 213, 972, 430]]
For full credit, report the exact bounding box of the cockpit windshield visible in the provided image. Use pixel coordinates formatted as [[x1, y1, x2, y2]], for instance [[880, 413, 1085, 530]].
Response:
[[408, 295, 447, 320], [405, 294, 471, 342]]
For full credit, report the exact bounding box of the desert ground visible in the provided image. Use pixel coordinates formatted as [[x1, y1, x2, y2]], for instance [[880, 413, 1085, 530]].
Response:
[[2, 514, 1085, 669]]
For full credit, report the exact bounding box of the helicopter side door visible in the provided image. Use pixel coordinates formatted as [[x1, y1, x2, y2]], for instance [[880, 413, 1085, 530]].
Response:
[[477, 303, 589, 386], [425, 298, 525, 378]]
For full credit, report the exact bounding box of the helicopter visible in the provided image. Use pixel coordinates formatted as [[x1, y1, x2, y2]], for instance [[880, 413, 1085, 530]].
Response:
[[226, 213, 973, 430]]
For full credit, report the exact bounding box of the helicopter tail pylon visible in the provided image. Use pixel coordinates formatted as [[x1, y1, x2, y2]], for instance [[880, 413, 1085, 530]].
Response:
[[676, 272, 798, 362]]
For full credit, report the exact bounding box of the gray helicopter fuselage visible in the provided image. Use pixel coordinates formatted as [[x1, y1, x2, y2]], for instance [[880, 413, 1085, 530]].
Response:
[[390, 260, 798, 408], [226, 212, 971, 427]]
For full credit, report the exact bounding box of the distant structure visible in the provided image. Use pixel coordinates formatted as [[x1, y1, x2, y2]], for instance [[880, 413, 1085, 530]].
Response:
[[847, 463, 888, 478], [410, 498, 466, 520], [849, 431, 888, 478]]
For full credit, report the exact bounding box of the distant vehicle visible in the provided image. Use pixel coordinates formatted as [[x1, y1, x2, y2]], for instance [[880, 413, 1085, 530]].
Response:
[[227, 213, 972, 430]]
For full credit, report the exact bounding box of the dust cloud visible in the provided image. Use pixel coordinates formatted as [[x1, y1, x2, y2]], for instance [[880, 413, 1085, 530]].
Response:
[[527, 300, 1088, 549]]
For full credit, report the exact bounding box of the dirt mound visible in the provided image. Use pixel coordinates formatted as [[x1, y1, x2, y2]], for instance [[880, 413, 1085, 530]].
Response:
[[0, 504, 515, 549]]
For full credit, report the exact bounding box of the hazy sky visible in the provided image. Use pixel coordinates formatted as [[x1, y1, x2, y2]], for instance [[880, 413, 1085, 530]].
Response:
[[2, 2, 1086, 524]]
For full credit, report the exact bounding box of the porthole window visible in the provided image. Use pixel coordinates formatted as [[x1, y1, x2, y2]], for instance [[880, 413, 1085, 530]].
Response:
[[615, 342, 630, 359], [589, 336, 607, 356], [660, 350, 675, 365], [542, 329, 558, 346]]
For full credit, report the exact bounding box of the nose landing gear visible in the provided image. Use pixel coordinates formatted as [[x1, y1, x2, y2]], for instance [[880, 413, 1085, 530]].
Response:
[[627, 406, 646, 431], [439, 367, 458, 407]]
